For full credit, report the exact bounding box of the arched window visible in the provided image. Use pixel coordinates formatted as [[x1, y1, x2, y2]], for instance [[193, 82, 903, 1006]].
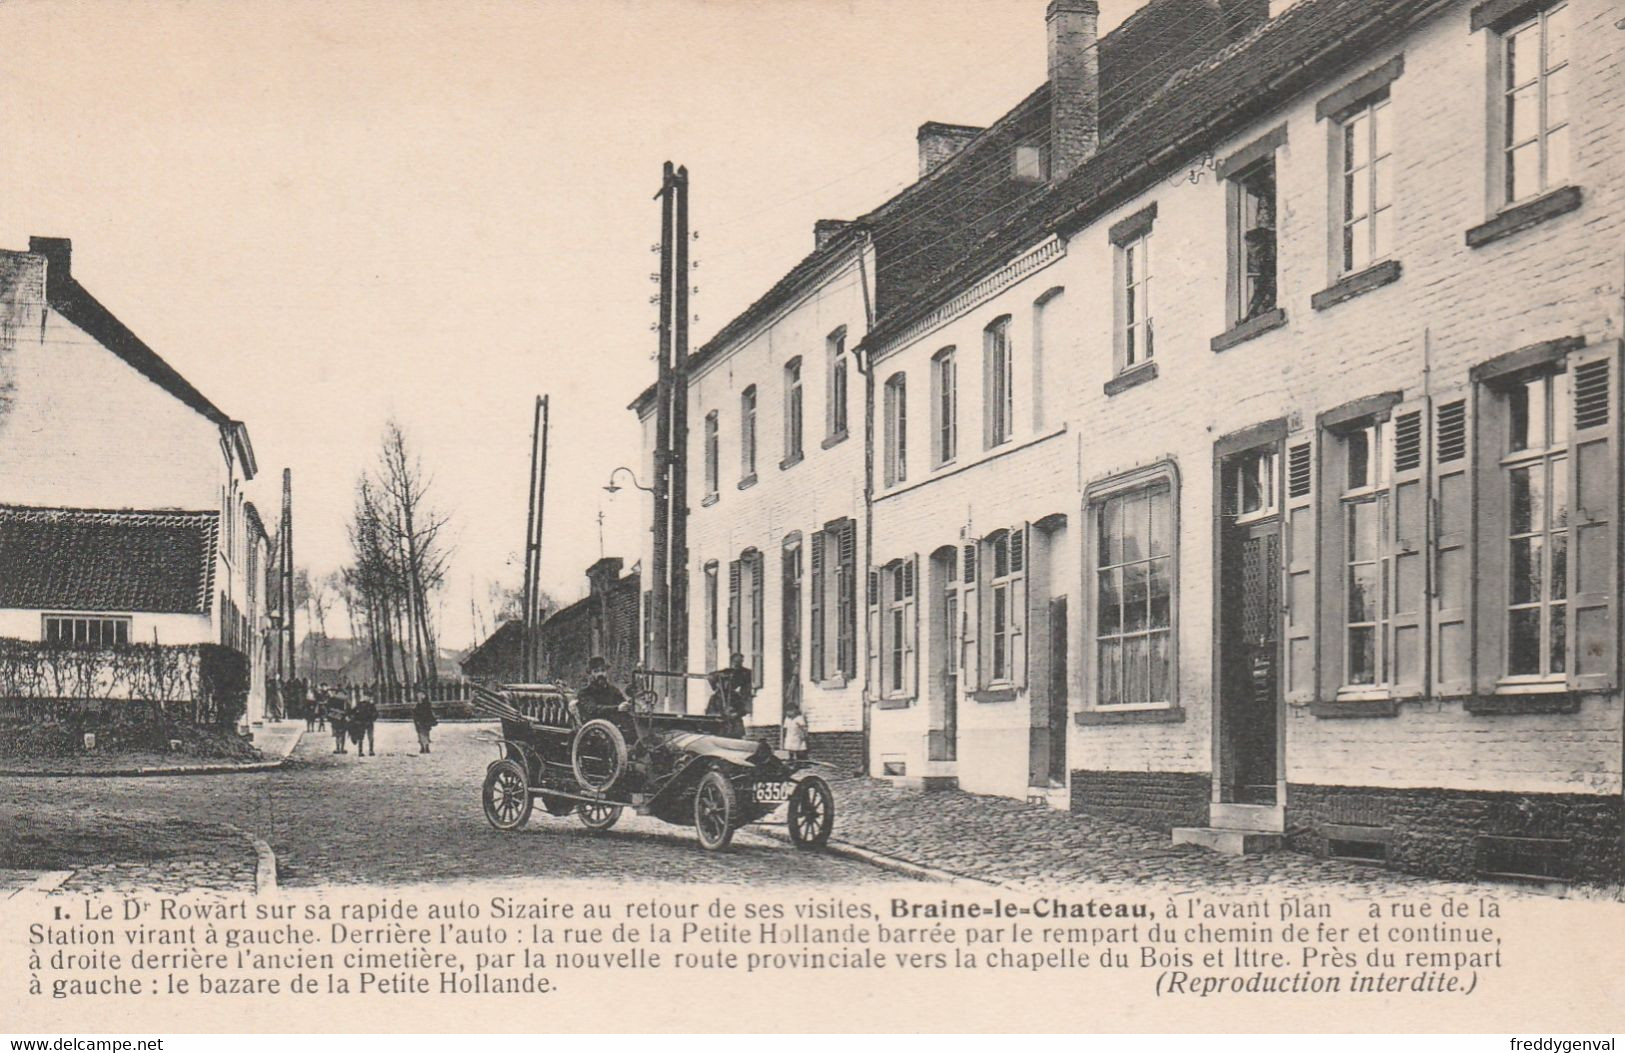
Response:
[[983, 316, 1013, 448], [931, 347, 957, 466]]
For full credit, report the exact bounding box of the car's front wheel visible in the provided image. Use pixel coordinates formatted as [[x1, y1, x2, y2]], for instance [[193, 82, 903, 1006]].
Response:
[[693, 770, 737, 851], [787, 775, 834, 850], [482, 759, 533, 831]]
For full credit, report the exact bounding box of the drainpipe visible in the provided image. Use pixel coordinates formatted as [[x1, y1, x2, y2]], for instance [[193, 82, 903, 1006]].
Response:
[[854, 229, 877, 777]]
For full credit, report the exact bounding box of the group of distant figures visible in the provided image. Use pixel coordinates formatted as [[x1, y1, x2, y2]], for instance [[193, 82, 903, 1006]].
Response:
[[270, 678, 439, 758]]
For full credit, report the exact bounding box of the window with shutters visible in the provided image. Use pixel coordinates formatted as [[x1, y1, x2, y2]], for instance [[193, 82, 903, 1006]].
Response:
[[809, 519, 857, 684], [703, 410, 720, 499], [1092, 479, 1175, 707], [739, 386, 757, 483], [1314, 395, 1428, 703], [783, 357, 804, 467], [703, 561, 719, 673], [873, 557, 918, 700], [1472, 345, 1617, 698], [931, 347, 957, 466], [984, 316, 1013, 448], [981, 528, 1027, 689], [739, 548, 765, 689], [884, 372, 907, 487]]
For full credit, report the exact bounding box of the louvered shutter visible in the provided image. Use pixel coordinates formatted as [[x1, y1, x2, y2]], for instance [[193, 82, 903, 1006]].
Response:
[[1011, 524, 1029, 690], [1429, 390, 1474, 697], [1388, 399, 1429, 698], [750, 549, 766, 689], [1282, 435, 1317, 703], [1567, 345, 1618, 691], [809, 533, 825, 680], [961, 541, 980, 691], [903, 555, 919, 698], [727, 560, 741, 658], [866, 566, 881, 697], [838, 520, 857, 678]]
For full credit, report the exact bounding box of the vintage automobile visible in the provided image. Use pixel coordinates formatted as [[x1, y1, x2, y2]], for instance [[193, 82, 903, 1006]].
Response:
[[470, 679, 835, 852]]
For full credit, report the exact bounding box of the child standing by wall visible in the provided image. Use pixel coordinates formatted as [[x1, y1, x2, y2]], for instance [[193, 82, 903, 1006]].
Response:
[[782, 701, 808, 762]]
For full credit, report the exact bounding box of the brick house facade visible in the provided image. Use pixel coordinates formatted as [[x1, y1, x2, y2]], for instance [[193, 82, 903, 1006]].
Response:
[[855, 0, 1624, 882]]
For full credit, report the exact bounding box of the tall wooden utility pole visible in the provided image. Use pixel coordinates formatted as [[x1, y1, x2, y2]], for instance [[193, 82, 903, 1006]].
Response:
[[521, 395, 550, 681], [668, 165, 691, 701], [649, 162, 677, 694], [279, 468, 295, 681]]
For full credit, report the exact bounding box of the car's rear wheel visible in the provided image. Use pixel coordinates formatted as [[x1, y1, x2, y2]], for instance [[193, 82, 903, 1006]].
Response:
[[578, 801, 623, 831], [787, 775, 834, 850], [482, 760, 533, 831], [693, 770, 737, 851]]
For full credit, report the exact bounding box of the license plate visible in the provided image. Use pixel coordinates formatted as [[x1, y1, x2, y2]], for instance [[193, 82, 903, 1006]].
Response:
[[753, 781, 791, 804]]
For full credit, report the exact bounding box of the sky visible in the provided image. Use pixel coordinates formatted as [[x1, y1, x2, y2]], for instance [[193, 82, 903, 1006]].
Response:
[[0, 0, 1143, 650]]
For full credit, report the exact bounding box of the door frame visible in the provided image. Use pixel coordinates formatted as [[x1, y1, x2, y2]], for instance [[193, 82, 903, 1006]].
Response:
[[1211, 418, 1289, 806]]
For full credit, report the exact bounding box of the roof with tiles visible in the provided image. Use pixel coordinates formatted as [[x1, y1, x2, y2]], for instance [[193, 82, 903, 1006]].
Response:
[[864, 0, 1446, 352], [0, 505, 219, 616], [631, 0, 1267, 412]]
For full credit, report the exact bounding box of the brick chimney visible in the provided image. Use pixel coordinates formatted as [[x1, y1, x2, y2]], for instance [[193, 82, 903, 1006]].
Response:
[[916, 121, 984, 178], [586, 556, 624, 597], [814, 219, 851, 250], [29, 236, 72, 289], [1047, 0, 1100, 181]]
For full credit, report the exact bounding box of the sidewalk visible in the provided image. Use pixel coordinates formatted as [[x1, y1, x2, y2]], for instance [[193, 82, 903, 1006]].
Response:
[[815, 776, 1540, 897], [0, 720, 304, 777]]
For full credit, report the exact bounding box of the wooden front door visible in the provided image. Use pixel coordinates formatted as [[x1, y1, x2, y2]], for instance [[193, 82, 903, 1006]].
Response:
[[1220, 514, 1281, 803]]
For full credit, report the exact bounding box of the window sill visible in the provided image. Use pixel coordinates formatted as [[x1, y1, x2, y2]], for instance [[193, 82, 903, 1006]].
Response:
[[815, 676, 849, 691], [972, 686, 1018, 704], [1310, 698, 1399, 718], [821, 430, 849, 451], [1311, 259, 1402, 311], [1465, 691, 1582, 715], [1075, 705, 1185, 725], [736, 473, 757, 491], [778, 452, 804, 472], [875, 696, 912, 710], [1210, 308, 1287, 353], [1466, 185, 1583, 248], [700, 492, 719, 508], [1103, 360, 1158, 396]]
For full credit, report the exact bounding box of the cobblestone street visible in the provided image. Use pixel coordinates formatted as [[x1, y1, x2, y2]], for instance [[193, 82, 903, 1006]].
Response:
[[5, 722, 1610, 899], [0, 722, 889, 891]]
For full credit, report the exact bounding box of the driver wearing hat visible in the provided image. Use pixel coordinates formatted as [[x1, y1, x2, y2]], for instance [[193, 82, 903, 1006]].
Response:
[[576, 655, 630, 721]]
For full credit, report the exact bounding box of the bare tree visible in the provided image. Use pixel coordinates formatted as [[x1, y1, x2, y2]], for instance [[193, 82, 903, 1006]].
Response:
[[341, 420, 456, 692]]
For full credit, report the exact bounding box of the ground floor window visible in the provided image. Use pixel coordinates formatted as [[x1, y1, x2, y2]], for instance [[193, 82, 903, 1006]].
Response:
[[44, 615, 131, 646], [1087, 465, 1177, 707]]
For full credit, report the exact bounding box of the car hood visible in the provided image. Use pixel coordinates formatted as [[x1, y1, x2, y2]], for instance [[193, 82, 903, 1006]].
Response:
[[661, 731, 769, 767]]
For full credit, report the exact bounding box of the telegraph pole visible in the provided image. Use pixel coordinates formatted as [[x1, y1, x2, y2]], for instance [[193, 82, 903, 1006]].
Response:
[[521, 395, 550, 681], [649, 162, 677, 693], [279, 468, 295, 681], [668, 165, 691, 702]]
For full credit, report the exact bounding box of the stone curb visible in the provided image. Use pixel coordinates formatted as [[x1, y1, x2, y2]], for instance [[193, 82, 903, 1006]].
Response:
[[224, 824, 278, 895], [24, 870, 74, 894], [750, 825, 1002, 887], [0, 727, 305, 779]]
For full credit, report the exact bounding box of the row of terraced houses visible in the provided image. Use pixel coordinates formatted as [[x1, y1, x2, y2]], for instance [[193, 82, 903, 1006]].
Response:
[[630, 0, 1625, 883]]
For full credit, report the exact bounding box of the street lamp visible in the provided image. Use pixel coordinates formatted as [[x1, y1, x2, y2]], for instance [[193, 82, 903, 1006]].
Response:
[[604, 466, 655, 495]]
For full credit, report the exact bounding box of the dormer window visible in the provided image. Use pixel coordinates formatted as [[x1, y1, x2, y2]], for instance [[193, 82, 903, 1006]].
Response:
[[1013, 143, 1048, 182]]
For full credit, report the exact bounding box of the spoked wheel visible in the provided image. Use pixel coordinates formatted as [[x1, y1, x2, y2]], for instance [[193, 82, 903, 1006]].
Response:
[[578, 801, 623, 831], [787, 774, 835, 850], [482, 759, 533, 831], [571, 719, 629, 792], [693, 770, 737, 851]]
